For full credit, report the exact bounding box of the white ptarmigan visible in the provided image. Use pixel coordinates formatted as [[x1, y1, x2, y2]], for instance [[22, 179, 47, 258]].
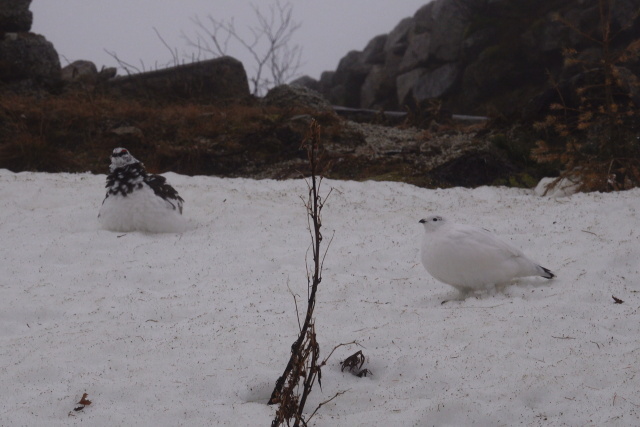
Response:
[[419, 215, 554, 294], [98, 147, 186, 233]]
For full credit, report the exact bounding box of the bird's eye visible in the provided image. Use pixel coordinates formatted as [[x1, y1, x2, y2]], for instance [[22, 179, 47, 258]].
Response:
[[432, 217, 438, 222]]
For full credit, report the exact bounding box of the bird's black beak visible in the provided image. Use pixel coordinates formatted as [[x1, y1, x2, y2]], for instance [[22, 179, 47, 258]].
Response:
[[419, 219, 426, 224]]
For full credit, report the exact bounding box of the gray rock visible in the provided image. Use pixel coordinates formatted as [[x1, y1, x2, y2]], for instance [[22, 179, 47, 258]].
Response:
[[399, 32, 431, 73], [396, 68, 426, 105], [99, 67, 117, 80], [413, 63, 459, 101], [261, 84, 334, 113], [317, 0, 640, 116], [289, 75, 320, 92], [0, 33, 60, 84], [330, 50, 371, 107], [412, 2, 436, 34], [362, 34, 388, 65], [384, 17, 414, 57], [360, 65, 395, 109], [61, 60, 98, 82], [333, 50, 370, 85], [0, 0, 32, 32], [318, 70, 335, 96], [426, 0, 468, 62], [319, 70, 334, 87], [111, 126, 143, 138], [397, 64, 459, 105], [61, 61, 116, 88], [107, 56, 250, 102]]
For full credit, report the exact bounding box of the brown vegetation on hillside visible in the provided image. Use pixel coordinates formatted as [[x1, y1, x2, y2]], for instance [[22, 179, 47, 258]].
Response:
[[531, 0, 640, 192], [0, 91, 340, 176]]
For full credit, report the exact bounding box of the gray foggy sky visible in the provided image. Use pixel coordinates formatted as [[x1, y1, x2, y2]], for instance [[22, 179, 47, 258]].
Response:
[[31, 1, 429, 80]]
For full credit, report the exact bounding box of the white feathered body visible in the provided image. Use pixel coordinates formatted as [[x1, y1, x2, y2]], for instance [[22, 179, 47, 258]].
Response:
[[98, 148, 186, 233], [98, 181, 186, 233], [420, 217, 553, 292]]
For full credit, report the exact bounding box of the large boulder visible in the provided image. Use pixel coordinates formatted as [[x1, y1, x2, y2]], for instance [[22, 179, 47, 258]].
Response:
[[107, 56, 251, 102], [0, 33, 60, 86], [396, 68, 426, 106], [399, 32, 431, 73], [60, 60, 117, 90], [384, 17, 413, 58], [261, 84, 334, 113], [360, 64, 397, 109], [327, 50, 372, 107], [315, 0, 640, 116], [60, 60, 97, 82], [0, 0, 32, 32], [414, 0, 467, 62], [398, 63, 459, 105], [362, 34, 388, 65], [289, 75, 321, 92]]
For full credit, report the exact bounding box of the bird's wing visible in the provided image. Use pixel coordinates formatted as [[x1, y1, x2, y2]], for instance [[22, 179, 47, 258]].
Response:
[[145, 174, 184, 213], [449, 224, 525, 259]]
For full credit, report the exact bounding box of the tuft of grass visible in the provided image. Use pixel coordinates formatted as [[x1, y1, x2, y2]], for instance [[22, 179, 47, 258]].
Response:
[[0, 91, 343, 176]]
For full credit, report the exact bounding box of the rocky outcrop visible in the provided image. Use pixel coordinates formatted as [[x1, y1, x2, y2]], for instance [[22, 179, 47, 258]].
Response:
[[299, 0, 640, 116], [0, 33, 60, 88], [261, 84, 335, 113], [61, 60, 98, 82], [0, 1, 252, 104], [0, 0, 32, 32], [106, 56, 251, 102], [60, 60, 117, 89], [0, 0, 60, 92]]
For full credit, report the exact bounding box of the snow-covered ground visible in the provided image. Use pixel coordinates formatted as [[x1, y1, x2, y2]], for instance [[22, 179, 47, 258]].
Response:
[[1, 169, 639, 426]]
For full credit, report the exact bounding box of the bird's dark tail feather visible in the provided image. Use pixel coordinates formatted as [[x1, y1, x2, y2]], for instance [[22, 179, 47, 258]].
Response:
[[539, 266, 555, 279]]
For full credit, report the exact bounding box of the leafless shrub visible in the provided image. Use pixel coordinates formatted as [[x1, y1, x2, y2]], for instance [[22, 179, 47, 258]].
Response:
[[105, 27, 186, 75], [183, 0, 303, 96], [269, 120, 360, 426], [534, 0, 640, 191]]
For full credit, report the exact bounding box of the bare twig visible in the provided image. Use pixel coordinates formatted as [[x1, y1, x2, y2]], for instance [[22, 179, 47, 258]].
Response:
[[270, 120, 333, 426], [306, 390, 349, 424], [323, 341, 361, 366], [153, 27, 180, 67], [104, 49, 142, 75], [182, 0, 303, 95], [286, 281, 302, 332]]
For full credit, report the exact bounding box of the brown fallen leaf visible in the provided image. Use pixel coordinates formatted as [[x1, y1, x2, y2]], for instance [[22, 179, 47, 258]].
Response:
[[78, 393, 92, 406], [612, 295, 624, 304]]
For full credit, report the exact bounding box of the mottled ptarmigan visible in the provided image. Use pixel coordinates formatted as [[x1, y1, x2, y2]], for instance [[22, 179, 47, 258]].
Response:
[[98, 147, 186, 233], [419, 215, 554, 294]]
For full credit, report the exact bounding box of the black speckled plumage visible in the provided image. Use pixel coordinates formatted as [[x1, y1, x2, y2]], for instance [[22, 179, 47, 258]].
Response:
[[101, 148, 184, 214], [145, 174, 183, 213], [104, 162, 145, 197]]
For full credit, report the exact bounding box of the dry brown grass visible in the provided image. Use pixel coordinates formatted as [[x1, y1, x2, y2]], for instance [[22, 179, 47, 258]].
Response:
[[0, 90, 341, 176]]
